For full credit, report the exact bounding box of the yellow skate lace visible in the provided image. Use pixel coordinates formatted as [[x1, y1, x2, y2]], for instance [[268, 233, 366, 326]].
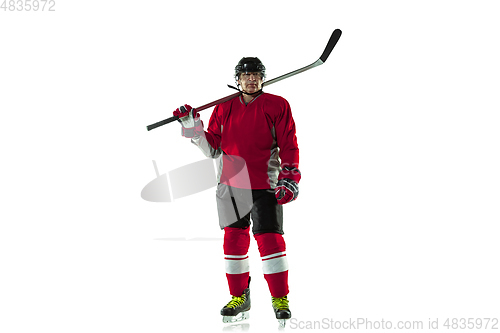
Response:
[[272, 295, 289, 310], [226, 295, 246, 309]]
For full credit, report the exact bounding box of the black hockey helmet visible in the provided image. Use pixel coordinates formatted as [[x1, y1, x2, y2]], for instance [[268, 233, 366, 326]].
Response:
[[235, 57, 266, 80]]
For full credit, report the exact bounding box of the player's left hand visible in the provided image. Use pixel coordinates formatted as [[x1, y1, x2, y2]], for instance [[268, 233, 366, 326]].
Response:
[[275, 179, 299, 205]]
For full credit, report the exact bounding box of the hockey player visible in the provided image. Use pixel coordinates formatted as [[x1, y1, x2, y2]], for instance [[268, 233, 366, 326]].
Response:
[[173, 57, 300, 327]]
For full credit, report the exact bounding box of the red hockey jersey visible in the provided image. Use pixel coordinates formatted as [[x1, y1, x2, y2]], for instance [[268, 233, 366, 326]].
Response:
[[191, 92, 299, 189]]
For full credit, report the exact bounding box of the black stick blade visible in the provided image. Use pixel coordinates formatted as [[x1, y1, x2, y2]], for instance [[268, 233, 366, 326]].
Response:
[[319, 29, 342, 63]]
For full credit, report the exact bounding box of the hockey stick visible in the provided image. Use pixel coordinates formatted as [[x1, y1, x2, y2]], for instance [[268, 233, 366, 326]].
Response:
[[146, 29, 342, 131]]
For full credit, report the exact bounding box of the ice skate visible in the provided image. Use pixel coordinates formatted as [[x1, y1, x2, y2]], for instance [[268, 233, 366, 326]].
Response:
[[272, 295, 291, 328], [221, 279, 251, 324]]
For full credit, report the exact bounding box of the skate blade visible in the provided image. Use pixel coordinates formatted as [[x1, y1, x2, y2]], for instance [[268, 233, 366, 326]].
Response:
[[222, 311, 250, 323], [278, 319, 288, 328]]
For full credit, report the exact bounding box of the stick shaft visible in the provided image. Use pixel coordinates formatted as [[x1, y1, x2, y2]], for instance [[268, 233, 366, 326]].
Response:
[[146, 92, 241, 131], [147, 29, 342, 131]]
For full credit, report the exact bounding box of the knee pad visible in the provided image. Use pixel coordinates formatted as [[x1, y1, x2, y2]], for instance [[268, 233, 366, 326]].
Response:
[[223, 227, 250, 255], [254, 232, 286, 257]]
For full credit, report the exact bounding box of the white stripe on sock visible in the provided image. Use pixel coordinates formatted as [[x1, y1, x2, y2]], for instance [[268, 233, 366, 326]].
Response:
[[262, 256, 288, 274], [225, 254, 249, 259], [225, 258, 250, 274], [261, 251, 286, 260]]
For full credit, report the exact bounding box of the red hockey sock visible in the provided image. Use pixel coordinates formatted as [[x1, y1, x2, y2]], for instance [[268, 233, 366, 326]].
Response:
[[254, 232, 289, 298], [223, 227, 250, 296]]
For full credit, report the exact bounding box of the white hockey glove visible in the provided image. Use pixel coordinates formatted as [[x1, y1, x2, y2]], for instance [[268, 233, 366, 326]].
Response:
[[173, 104, 204, 138]]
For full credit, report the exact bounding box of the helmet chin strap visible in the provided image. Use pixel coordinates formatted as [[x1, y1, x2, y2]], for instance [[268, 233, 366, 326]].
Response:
[[227, 84, 263, 96]]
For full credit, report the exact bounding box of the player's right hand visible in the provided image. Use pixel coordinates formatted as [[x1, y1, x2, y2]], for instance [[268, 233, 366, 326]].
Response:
[[173, 104, 197, 125], [173, 104, 203, 138]]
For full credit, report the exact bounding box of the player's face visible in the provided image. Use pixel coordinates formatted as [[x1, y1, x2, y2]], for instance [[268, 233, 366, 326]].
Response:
[[238, 72, 263, 94]]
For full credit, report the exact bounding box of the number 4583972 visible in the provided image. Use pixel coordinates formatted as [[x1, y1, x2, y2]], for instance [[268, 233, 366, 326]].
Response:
[[1, 0, 56, 11]]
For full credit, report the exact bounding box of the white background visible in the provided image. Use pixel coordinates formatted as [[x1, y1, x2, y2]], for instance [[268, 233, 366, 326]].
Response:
[[1, 1, 499, 332]]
